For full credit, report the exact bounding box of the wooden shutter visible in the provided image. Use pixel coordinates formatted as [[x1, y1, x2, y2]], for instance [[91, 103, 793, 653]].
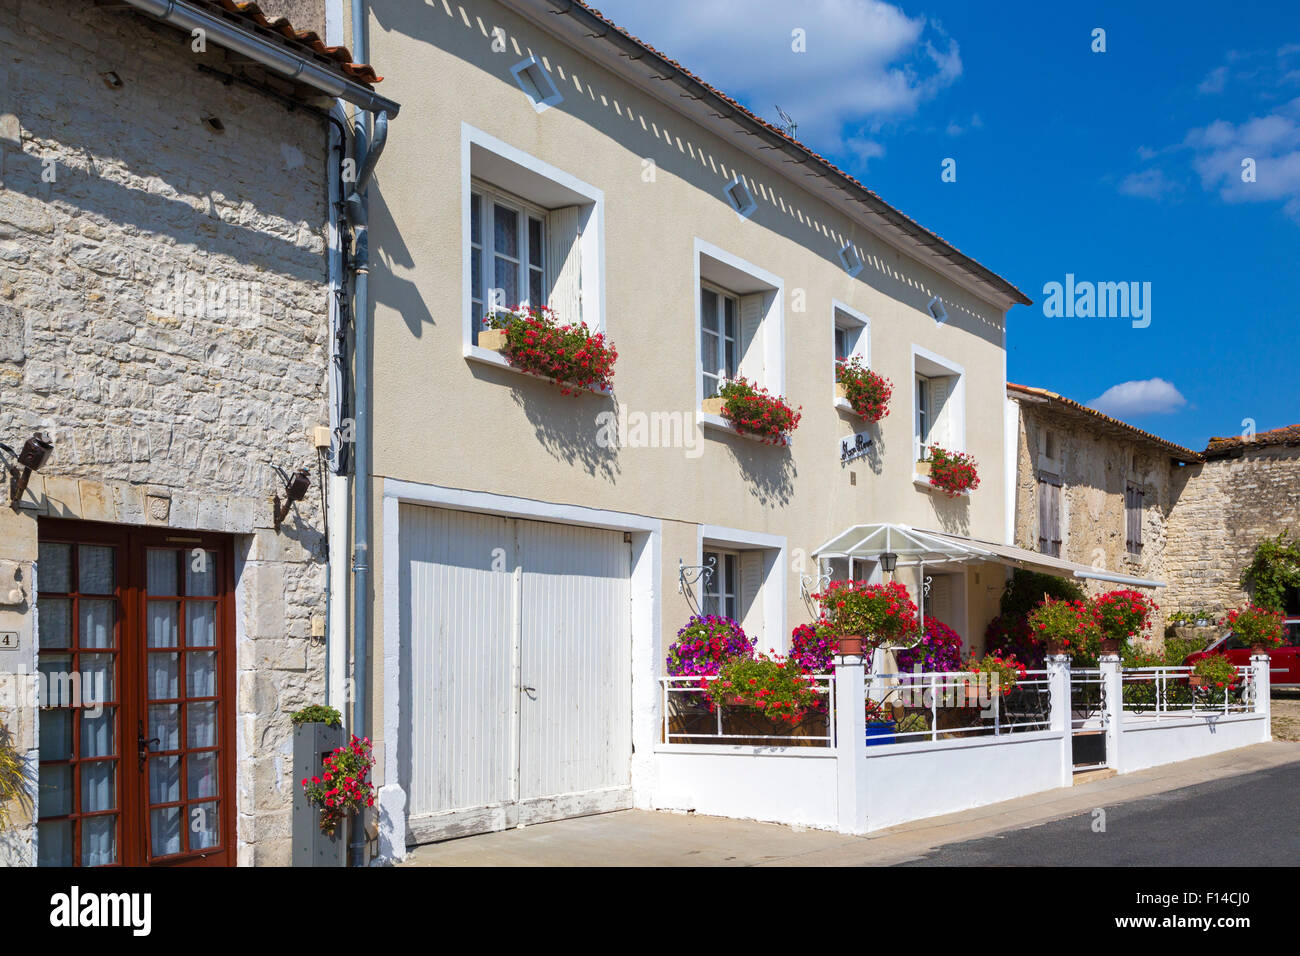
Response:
[[737, 293, 766, 383], [1126, 484, 1143, 555], [1038, 472, 1062, 557], [545, 205, 583, 324], [738, 550, 765, 643]]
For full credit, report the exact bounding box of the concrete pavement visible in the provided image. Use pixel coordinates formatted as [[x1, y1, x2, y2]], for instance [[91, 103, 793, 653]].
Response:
[[400, 740, 1300, 866]]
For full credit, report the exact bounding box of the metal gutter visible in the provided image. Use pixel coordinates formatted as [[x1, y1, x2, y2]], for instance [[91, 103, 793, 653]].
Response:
[[121, 0, 401, 116]]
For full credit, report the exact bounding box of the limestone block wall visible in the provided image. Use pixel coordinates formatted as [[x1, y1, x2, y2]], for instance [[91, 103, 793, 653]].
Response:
[[1164, 445, 1300, 616], [0, 0, 332, 865]]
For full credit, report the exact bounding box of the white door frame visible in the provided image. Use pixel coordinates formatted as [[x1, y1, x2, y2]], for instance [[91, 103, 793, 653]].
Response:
[[377, 478, 663, 862]]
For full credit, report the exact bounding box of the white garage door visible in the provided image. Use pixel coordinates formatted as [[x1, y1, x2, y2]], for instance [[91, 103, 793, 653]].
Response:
[[399, 505, 632, 843]]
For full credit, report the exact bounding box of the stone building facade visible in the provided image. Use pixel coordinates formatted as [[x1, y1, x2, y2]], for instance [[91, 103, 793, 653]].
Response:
[[0, 0, 365, 866], [1009, 385, 1300, 635], [1164, 427, 1300, 615]]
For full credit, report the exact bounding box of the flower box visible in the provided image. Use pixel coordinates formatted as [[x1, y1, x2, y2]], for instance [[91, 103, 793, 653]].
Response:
[[701, 396, 726, 416], [480, 306, 617, 394], [915, 460, 931, 477], [478, 328, 509, 352]]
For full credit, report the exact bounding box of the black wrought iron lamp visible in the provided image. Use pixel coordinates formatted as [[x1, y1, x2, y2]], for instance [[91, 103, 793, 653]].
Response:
[[271, 465, 312, 532], [879, 551, 899, 577], [0, 432, 53, 509]]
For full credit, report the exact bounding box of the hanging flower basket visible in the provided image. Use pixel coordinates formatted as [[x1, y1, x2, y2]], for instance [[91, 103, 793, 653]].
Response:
[[481, 305, 617, 394], [835, 357, 893, 422], [706, 377, 801, 445]]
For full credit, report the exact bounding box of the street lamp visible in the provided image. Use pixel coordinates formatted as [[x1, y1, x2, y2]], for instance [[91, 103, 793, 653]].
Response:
[[879, 552, 898, 575], [1, 432, 53, 509]]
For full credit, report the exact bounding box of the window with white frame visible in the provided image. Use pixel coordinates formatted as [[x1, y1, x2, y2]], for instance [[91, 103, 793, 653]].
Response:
[[695, 242, 783, 409], [833, 304, 868, 365], [912, 349, 964, 462], [700, 285, 738, 398], [463, 126, 603, 352], [702, 549, 738, 619], [470, 184, 547, 325]]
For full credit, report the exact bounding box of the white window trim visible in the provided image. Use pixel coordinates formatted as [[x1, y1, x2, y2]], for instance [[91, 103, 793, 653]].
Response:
[[911, 344, 967, 488], [831, 299, 870, 413], [701, 547, 740, 620], [723, 176, 757, 219], [700, 281, 739, 398], [510, 55, 564, 112], [697, 524, 787, 653], [692, 239, 785, 439], [460, 124, 605, 371]]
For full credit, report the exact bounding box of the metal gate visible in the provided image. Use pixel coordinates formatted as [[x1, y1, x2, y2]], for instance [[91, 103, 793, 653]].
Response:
[[1069, 668, 1108, 770], [398, 505, 632, 844]]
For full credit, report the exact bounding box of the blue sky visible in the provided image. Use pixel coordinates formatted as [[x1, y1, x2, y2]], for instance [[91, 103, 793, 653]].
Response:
[[591, 0, 1300, 449]]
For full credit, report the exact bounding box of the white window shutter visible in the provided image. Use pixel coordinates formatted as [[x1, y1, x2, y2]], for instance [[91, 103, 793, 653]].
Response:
[[738, 550, 765, 644], [929, 376, 954, 448], [927, 575, 953, 627], [545, 205, 583, 325], [737, 293, 766, 384]]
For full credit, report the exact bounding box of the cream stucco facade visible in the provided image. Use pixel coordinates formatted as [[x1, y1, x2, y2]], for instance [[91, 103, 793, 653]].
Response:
[[359, 0, 1029, 853]]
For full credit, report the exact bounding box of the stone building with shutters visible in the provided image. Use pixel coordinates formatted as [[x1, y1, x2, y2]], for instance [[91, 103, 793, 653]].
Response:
[[1008, 384, 1300, 639], [0, 0, 395, 866]]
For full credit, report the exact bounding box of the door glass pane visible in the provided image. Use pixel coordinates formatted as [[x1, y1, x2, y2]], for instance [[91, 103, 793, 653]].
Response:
[[149, 755, 180, 804], [187, 652, 216, 698], [79, 599, 115, 648], [37, 598, 71, 648], [38, 654, 73, 708], [147, 601, 179, 648], [190, 803, 219, 850], [151, 807, 181, 857], [148, 652, 179, 700], [81, 706, 115, 758], [188, 751, 218, 800], [82, 815, 117, 867], [37, 820, 73, 866], [39, 764, 73, 817], [147, 549, 178, 596], [80, 653, 114, 703], [186, 552, 217, 597], [38, 542, 71, 593], [150, 704, 181, 751], [81, 761, 116, 812], [493, 203, 518, 256], [187, 701, 217, 749], [78, 545, 115, 594], [39, 709, 73, 761], [187, 603, 216, 648]]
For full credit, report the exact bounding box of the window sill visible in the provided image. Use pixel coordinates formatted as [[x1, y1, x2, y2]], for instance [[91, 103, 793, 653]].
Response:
[[464, 343, 612, 396], [834, 396, 858, 415], [913, 475, 970, 498], [698, 410, 794, 447]]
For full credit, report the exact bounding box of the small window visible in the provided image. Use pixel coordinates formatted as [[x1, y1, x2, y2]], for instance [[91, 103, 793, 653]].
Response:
[[723, 177, 756, 218], [838, 243, 863, 277], [916, 375, 932, 458], [702, 550, 738, 620], [511, 56, 563, 112], [1125, 483, 1144, 556], [913, 349, 963, 462], [834, 326, 852, 364], [1043, 430, 1058, 461], [470, 184, 546, 338], [927, 296, 948, 323], [700, 285, 738, 397], [1038, 472, 1062, 557]]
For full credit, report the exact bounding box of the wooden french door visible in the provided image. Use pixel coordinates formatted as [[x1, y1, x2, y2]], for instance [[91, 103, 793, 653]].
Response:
[[36, 520, 237, 866]]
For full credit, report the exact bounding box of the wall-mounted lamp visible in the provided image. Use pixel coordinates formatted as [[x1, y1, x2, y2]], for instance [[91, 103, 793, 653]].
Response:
[[271, 464, 311, 532], [879, 552, 899, 574], [0, 433, 53, 509]]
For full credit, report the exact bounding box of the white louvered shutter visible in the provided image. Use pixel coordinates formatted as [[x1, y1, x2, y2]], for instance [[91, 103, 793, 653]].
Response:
[[929, 376, 954, 449], [738, 550, 765, 645], [545, 205, 583, 325], [737, 293, 766, 384]]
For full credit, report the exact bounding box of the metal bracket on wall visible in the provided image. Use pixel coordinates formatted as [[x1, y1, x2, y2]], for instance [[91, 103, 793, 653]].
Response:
[[678, 554, 716, 594]]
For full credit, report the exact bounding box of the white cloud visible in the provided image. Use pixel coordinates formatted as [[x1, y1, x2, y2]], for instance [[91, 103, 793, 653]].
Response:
[[1088, 379, 1188, 418], [587, 0, 962, 152], [1184, 96, 1300, 219], [1117, 167, 1181, 199], [1198, 66, 1229, 95]]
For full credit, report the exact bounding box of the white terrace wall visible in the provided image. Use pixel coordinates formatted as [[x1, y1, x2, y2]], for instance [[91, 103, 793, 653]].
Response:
[[0, 0, 331, 865]]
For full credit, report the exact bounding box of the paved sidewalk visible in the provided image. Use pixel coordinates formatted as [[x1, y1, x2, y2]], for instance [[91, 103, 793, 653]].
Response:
[[400, 740, 1300, 867]]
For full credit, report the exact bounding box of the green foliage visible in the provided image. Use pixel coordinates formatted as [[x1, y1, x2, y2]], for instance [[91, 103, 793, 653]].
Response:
[[705, 654, 821, 724], [1239, 531, 1300, 612], [1192, 653, 1238, 687], [0, 722, 32, 832], [999, 570, 1086, 619], [300, 735, 375, 836], [290, 705, 343, 728], [814, 580, 919, 648]]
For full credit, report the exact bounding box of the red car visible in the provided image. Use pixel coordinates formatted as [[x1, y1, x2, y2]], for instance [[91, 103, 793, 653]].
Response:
[[1184, 617, 1300, 689]]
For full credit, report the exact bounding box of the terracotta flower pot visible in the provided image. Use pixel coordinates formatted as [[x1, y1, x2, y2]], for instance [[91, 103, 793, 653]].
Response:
[[1100, 638, 1121, 655], [1251, 644, 1272, 656], [1188, 674, 1207, 688], [837, 635, 864, 656]]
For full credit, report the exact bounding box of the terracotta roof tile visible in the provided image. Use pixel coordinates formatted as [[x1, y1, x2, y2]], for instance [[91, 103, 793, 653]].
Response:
[[193, 0, 381, 85], [1204, 423, 1300, 458]]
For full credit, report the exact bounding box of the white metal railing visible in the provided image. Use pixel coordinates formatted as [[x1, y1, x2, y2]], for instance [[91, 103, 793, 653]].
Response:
[[1120, 665, 1256, 719], [861, 669, 1053, 745], [1069, 667, 1107, 731], [660, 675, 836, 746]]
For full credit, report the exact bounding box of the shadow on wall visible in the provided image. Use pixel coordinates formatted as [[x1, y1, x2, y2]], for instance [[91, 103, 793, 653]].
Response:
[[930, 492, 971, 537], [367, 0, 1005, 349], [368, 178, 437, 337], [718, 436, 796, 508]]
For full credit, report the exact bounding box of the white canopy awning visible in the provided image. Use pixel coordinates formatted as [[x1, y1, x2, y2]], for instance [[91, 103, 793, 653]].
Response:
[[813, 523, 1164, 589]]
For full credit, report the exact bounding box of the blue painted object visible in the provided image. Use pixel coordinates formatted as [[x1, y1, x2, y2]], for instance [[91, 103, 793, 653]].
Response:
[[865, 720, 896, 746]]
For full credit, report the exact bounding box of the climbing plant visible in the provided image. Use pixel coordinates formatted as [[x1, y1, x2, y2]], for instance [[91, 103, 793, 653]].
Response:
[[1239, 531, 1300, 612]]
